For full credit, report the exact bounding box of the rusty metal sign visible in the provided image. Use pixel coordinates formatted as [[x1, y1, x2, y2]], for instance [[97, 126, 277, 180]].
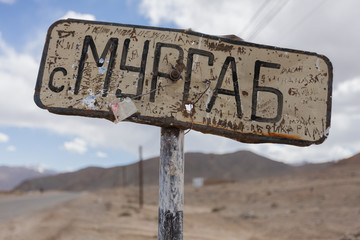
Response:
[[35, 19, 333, 146]]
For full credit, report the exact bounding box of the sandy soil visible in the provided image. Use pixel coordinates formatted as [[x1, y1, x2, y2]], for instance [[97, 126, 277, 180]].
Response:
[[0, 164, 360, 240]]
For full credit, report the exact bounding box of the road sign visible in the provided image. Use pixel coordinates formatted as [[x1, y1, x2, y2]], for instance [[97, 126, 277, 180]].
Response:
[[35, 19, 333, 146]]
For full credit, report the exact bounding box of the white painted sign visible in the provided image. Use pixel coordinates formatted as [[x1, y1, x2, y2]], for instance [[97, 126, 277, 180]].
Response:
[[35, 19, 333, 146]]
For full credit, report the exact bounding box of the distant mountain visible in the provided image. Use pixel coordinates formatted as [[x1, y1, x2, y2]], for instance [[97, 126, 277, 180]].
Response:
[[335, 153, 360, 166], [0, 166, 57, 191], [15, 151, 301, 192]]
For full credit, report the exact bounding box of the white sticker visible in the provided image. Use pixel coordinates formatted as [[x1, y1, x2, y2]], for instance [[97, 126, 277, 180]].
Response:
[[109, 97, 138, 123]]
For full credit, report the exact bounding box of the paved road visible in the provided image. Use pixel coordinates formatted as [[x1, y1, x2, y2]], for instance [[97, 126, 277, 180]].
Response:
[[0, 192, 80, 222]]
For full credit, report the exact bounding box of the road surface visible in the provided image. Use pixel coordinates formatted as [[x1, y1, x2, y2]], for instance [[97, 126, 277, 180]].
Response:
[[0, 192, 80, 222]]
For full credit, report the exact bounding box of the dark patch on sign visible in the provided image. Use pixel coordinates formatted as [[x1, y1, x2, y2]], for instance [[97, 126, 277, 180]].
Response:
[[57, 30, 75, 38], [288, 88, 299, 96], [237, 46, 246, 55], [129, 27, 138, 41], [175, 58, 185, 72], [207, 42, 233, 52]]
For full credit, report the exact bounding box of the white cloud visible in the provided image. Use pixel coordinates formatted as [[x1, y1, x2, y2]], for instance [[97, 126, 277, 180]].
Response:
[[0, 132, 9, 143], [60, 11, 96, 21], [0, 33, 39, 126], [140, 0, 253, 35], [7, 145, 16, 152], [0, 0, 15, 4], [139, 0, 360, 81], [63, 138, 88, 154], [96, 151, 108, 158], [247, 142, 354, 165], [330, 77, 360, 140], [334, 77, 360, 98]]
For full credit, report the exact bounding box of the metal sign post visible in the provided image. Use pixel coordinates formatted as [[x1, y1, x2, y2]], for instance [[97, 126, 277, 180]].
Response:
[[158, 127, 184, 240]]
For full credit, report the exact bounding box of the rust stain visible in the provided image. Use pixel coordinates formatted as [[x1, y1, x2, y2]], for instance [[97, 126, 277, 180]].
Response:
[[266, 132, 302, 140]]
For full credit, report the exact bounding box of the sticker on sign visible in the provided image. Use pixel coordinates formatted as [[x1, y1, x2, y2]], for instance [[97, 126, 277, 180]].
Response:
[[34, 19, 333, 146]]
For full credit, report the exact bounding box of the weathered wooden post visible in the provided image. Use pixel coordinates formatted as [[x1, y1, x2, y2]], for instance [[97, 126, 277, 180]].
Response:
[[158, 127, 184, 240]]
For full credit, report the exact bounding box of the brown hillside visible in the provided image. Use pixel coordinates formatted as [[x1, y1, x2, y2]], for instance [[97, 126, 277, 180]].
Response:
[[15, 150, 304, 192], [0, 166, 56, 191], [335, 152, 360, 166]]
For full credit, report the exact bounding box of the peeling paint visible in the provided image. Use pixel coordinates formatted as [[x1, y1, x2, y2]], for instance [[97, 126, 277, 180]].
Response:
[[82, 93, 99, 110], [35, 19, 333, 146], [316, 58, 321, 72], [185, 103, 193, 113], [98, 66, 107, 74]]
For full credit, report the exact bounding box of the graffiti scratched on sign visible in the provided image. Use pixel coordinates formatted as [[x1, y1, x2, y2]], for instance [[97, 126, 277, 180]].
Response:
[[35, 19, 333, 146]]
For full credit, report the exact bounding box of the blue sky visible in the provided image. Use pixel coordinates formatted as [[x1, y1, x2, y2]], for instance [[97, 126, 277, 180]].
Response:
[[0, 0, 155, 171], [1, 0, 360, 172]]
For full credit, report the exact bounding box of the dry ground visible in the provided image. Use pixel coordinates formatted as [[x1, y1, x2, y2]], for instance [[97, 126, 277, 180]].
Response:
[[0, 164, 360, 240]]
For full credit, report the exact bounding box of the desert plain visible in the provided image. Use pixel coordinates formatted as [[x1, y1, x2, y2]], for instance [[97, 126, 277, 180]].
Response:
[[0, 157, 360, 240]]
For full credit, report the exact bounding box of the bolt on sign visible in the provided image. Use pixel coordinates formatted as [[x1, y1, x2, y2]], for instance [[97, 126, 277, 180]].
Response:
[[35, 19, 333, 146]]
